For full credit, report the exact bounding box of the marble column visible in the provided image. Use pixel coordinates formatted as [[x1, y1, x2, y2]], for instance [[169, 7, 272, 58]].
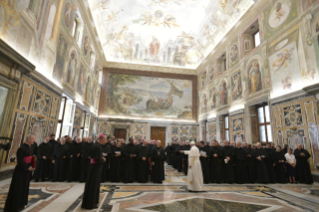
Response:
[[51, 0, 65, 43]]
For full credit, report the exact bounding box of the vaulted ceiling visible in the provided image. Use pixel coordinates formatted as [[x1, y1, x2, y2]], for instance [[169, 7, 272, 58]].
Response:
[[89, 0, 254, 70]]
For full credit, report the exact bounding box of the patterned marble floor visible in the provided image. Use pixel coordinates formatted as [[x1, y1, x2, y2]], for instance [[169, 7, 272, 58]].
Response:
[[0, 166, 318, 212]]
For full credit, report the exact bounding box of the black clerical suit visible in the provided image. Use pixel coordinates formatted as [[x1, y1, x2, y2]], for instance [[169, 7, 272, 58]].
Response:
[[199, 145, 210, 184], [82, 142, 105, 209], [80, 142, 93, 182], [151, 146, 166, 183], [137, 145, 150, 183], [122, 143, 137, 183], [252, 147, 269, 183], [294, 148, 314, 184], [4, 143, 34, 212], [244, 147, 256, 183], [209, 146, 222, 183], [233, 147, 247, 184], [274, 151, 287, 183], [52, 143, 67, 182], [221, 146, 235, 183], [33, 142, 53, 182], [110, 146, 123, 182], [101, 143, 112, 182]]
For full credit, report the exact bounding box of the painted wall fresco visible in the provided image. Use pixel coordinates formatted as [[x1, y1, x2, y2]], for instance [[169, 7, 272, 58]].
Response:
[[208, 121, 216, 142], [105, 74, 193, 119], [271, 97, 319, 170]]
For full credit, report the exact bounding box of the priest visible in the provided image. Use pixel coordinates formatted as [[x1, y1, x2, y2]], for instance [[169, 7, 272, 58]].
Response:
[[80, 136, 93, 182], [82, 135, 106, 209], [244, 143, 256, 183], [67, 137, 82, 182], [122, 138, 137, 183], [233, 142, 247, 184], [101, 139, 112, 183], [265, 143, 276, 183], [34, 136, 53, 182], [52, 137, 67, 182], [110, 141, 123, 182], [221, 141, 235, 184], [151, 140, 166, 184], [137, 140, 150, 183], [199, 141, 210, 184], [209, 140, 222, 183], [274, 146, 287, 183], [187, 141, 203, 192], [294, 144, 313, 184], [252, 142, 269, 183], [4, 134, 36, 212]]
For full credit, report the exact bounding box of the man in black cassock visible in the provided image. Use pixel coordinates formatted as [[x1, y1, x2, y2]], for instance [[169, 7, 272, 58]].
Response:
[[265, 143, 276, 183], [199, 141, 210, 184], [80, 136, 93, 182], [49, 134, 56, 149], [4, 134, 36, 212], [82, 135, 106, 209], [165, 143, 171, 165], [67, 137, 82, 182], [294, 144, 313, 184], [137, 140, 150, 183], [244, 143, 256, 183], [175, 142, 184, 172], [48, 134, 56, 180], [34, 136, 53, 182], [221, 141, 235, 183], [123, 138, 137, 183], [111, 141, 123, 182], [52, 137, 67, 182], [209, 140, 222, 183], [233, 142, 247, 184], [64, 136, 72, 180], [252, 142, 269, 183], [151, 140, 166, 183], [274, 146, 287, 183], [183, 141, 191, 175], [101, 138, 112, 182]]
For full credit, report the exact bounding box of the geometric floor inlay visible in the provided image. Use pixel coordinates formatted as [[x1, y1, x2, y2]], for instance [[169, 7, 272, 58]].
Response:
[[142, 198, 270, 212]]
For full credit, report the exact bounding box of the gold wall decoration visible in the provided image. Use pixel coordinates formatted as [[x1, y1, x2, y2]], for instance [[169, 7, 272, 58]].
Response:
[[0, 0, 20, 40], [220, 0, 227, 13]]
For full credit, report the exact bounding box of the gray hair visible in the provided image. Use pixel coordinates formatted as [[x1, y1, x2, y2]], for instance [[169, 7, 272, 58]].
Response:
[[26, 134, 35, 141]]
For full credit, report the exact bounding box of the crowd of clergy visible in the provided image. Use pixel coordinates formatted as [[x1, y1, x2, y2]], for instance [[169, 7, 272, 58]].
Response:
[[166, 140, 314, 185], [31, 134, 167, 184]]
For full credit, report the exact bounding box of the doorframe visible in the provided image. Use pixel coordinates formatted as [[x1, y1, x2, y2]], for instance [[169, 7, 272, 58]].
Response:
[[110, 124, 130, 143], [148, 123, 169, 147]]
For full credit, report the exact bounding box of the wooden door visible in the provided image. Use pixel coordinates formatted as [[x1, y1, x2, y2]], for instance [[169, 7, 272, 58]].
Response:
[[114, 128, 127, 140], [151, 127, 166, 148]]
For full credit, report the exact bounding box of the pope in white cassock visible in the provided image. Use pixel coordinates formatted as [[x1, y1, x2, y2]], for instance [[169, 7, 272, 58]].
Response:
[[187, 141, 203, 192]]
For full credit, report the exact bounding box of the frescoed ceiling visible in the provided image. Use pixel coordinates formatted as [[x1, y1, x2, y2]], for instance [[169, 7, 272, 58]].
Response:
[[88, 0, 254, 69]]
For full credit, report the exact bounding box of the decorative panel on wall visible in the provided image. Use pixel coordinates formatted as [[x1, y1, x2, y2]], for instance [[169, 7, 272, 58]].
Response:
[[5, 76, 61, 163], [170, 125, 199, 143], [271, 97, 319, 170], [130, 123, 148, 141], [208, 121, 216, 142], [230, 114, 245, 143]]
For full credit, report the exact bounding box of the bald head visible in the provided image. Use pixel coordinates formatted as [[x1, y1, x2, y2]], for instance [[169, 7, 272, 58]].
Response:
[[297, 143, 302, 150], [156, 140, 161, 147], [224, 140, 229, 146], [88, 136, 93, 143]]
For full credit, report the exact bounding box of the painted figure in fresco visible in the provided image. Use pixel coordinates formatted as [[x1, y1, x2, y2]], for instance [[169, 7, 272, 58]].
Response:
[[248, 61, 262, 95], [149, 36, 161, 57], [209, 65, 214, 80], [275, 2, 285, 21], [77, 66, 84, 94], [232, 74, 242, 100], [67, 52, 77, 85], [34, 92, 49, 116], [210, 88, 217, 110], [230, 44, 238, 63], [219, 81, 227, 105], [52, 35, 67, 82], [282, 76, 292, 89], [84, 36, 90, 56], [85, 76, 91, 102], [201, 93, 207, 113], [64, 3, 72, 28], [272, 48, 293, 73]]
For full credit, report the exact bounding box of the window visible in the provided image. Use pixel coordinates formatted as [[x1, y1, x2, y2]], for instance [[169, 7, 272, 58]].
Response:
[[257, 104, 272, 143], [254, 31, 260, 48], [56, 97, 76, 140], [99, 71, 103, 85], [225, 115, 229, 141], [0, 86, 9, 122]]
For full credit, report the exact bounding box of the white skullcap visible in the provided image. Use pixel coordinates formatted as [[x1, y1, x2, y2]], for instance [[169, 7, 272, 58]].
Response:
[[190, 141, 195, 145]]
